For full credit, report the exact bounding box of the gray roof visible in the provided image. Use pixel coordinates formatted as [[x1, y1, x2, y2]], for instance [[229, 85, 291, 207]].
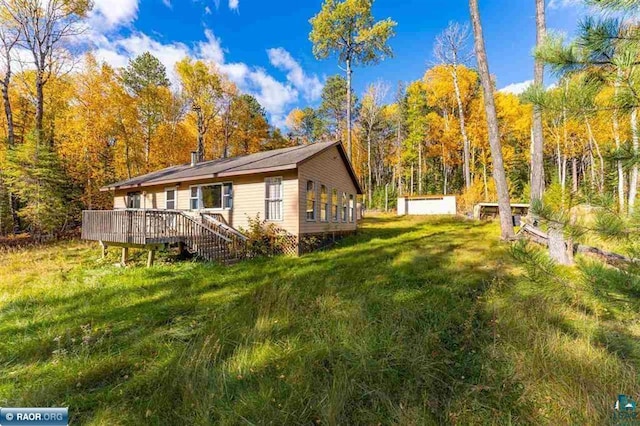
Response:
[[101, 141, 363, 194]]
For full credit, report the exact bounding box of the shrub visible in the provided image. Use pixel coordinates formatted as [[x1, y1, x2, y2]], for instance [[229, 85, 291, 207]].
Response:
[[241, 214, 293, 257]]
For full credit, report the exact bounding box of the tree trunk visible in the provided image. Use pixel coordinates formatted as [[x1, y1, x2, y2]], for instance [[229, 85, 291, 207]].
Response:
[[451, 66, 471, 189], [346, 58, 353, 160], [584, 116, 604, 194], [197, 110, 205, 161], [530, 0, 546, 206], [418, 143, 423, 194], [572, 157, 578, 193], [36, 74, 45, 145], [367, 133, 372, 208], [630, 109, 639, 214], [469, 0, 515, 240], [613, 75, 626, 213]]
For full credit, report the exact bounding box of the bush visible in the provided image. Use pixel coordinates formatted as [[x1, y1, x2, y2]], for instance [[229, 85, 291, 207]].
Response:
[[241, 214, 294, 257], [457, 178, 496, 214]]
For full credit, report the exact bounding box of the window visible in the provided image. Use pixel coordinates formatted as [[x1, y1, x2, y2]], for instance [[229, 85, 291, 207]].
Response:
[[306, 181, 316, 221], [165, 188, 177, 210], [265, 177, 283, 221], [349, 194, 355, 222], [332, 189, 338, 222], [189, 183, 233, 210], [342, 192, 348, 222], [127, 192, 141, 209], [320, 185, 328, 222], [190, 187, 199, 210]]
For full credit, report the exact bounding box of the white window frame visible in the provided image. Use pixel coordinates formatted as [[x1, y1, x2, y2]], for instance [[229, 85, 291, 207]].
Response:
[[165, 187, 178, 210], [265, 176, 284, 222], [188, 182, 233, 211]]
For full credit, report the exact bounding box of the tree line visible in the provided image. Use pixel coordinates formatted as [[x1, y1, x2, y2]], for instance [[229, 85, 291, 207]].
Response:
[[0, 2, 293, 235]]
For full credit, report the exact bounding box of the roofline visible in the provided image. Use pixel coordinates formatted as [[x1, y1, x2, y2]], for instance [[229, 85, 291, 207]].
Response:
[[297, 141, 363, 195], [100, 141, 363, 194], [100, 164, 300, 192]]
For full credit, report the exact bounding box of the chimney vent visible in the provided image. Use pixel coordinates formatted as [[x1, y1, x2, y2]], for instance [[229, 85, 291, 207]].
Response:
[[191, 151, 199, 167]]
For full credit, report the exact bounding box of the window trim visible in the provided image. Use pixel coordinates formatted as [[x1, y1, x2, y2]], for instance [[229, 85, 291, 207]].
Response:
[[165, 187, 178, 210], [342, 192, 348, 223], [265, 176, 284, 222], [349, 194, 355, 223], [320, 185, 329, 223], [127, 191, 141, 209], [331, 188, 339, 222], [306, 180, 317, 222], [188, 182, 233, 211]]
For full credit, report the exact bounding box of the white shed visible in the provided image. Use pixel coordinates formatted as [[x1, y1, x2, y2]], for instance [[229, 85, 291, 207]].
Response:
[[397, 196, 457, 216]]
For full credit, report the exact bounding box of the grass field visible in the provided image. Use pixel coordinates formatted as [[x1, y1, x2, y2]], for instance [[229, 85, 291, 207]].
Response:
[[1, 215, 639, 425]]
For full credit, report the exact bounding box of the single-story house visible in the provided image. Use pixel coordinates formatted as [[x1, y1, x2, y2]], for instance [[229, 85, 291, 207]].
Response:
[[82, 141, 363, 263]]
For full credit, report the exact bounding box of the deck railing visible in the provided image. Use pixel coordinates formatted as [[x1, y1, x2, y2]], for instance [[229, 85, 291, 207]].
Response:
[[82, 209, 245, 264]]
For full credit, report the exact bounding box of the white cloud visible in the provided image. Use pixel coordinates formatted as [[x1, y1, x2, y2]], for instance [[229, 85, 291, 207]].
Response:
[[89, 0, 139, 30], [267, 47, 323, 101], [162, 0, 172, 8], [229, 0, 239, 11], [548, 0, 583, 9], [88, 27, 314, 127], [499, 80, 533, 95]]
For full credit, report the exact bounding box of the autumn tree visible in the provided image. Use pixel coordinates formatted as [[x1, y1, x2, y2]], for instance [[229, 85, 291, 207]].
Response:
[[122, 52, 171, 171], [309, 0, 396, 158], [360, 82, 388, 207], [2, 0, 91, 144], [176, 57, 224, 161], [469, 0, 514, 239], [434, 21, 474, 189]]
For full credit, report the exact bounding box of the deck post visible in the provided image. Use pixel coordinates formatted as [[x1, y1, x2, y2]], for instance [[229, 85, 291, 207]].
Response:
[[99, 241, 107, 259], [121, 247, 129, 266], [147, 249, 155, 267]]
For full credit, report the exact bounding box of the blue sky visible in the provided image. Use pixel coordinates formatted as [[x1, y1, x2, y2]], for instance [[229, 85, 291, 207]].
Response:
[[86, 0, 587, 127]]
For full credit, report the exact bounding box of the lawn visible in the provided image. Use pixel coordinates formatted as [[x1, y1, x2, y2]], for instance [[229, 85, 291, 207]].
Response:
[[1, 215, 638, 425]]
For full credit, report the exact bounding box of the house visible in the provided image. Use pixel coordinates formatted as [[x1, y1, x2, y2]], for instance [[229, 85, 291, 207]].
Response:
[[82, 141, 363, 264]]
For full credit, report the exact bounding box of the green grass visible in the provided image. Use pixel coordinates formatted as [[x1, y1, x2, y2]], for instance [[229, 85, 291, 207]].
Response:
[[1, 215, 639, 425]]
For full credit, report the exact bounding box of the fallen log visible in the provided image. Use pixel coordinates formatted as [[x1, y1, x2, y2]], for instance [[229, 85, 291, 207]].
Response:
[[517, 224, 638, 268]]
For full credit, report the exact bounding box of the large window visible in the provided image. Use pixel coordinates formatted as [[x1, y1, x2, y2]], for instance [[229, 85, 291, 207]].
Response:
[[332, 189, 338, 222], [127, 192, 141, 209], [265, 177, 283, 221], [165, 188, 177, 210], [342, 192, 348, 222], [306, 181, 316, 221], [189, 183, 233, 210], [349, 194, 355, 222], [320, 185, 328, 222]]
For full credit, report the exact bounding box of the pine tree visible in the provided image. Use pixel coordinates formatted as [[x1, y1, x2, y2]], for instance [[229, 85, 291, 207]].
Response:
[[4, 135, 73, 235]]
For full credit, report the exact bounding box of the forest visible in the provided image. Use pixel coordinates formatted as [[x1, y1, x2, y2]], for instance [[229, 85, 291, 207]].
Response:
[[0, 0, 638, 243]]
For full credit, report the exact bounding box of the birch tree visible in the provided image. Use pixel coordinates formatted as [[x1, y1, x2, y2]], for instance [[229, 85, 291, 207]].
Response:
[[433, 21, 473, 190]]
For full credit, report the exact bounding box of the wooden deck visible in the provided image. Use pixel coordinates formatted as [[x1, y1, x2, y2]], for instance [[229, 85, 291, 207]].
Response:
[[82, 209, 248, 264]]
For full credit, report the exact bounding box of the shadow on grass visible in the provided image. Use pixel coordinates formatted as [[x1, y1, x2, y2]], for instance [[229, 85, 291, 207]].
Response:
[[0, 216, 563, 424]]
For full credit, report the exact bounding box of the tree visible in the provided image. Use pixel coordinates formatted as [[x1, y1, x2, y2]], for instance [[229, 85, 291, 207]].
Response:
[[530, 0, 546, 212], [434, 21, 474, 190], [230, 94, 269, 156], [360, 82, 388, 207], [176, 57, 224, 161], [286, 107, 325, 144], [469, 0, 515, 240], [309, 0, 397, 159], [320, 75, 354, 140], [2, 0, 90, 145], [4, 134, 73, 234], [122, 52, 171, 171]]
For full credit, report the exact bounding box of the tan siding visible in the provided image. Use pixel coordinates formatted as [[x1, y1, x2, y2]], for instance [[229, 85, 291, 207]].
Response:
[[297, 145, 358, 234], [111, 170, 299, 235]]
